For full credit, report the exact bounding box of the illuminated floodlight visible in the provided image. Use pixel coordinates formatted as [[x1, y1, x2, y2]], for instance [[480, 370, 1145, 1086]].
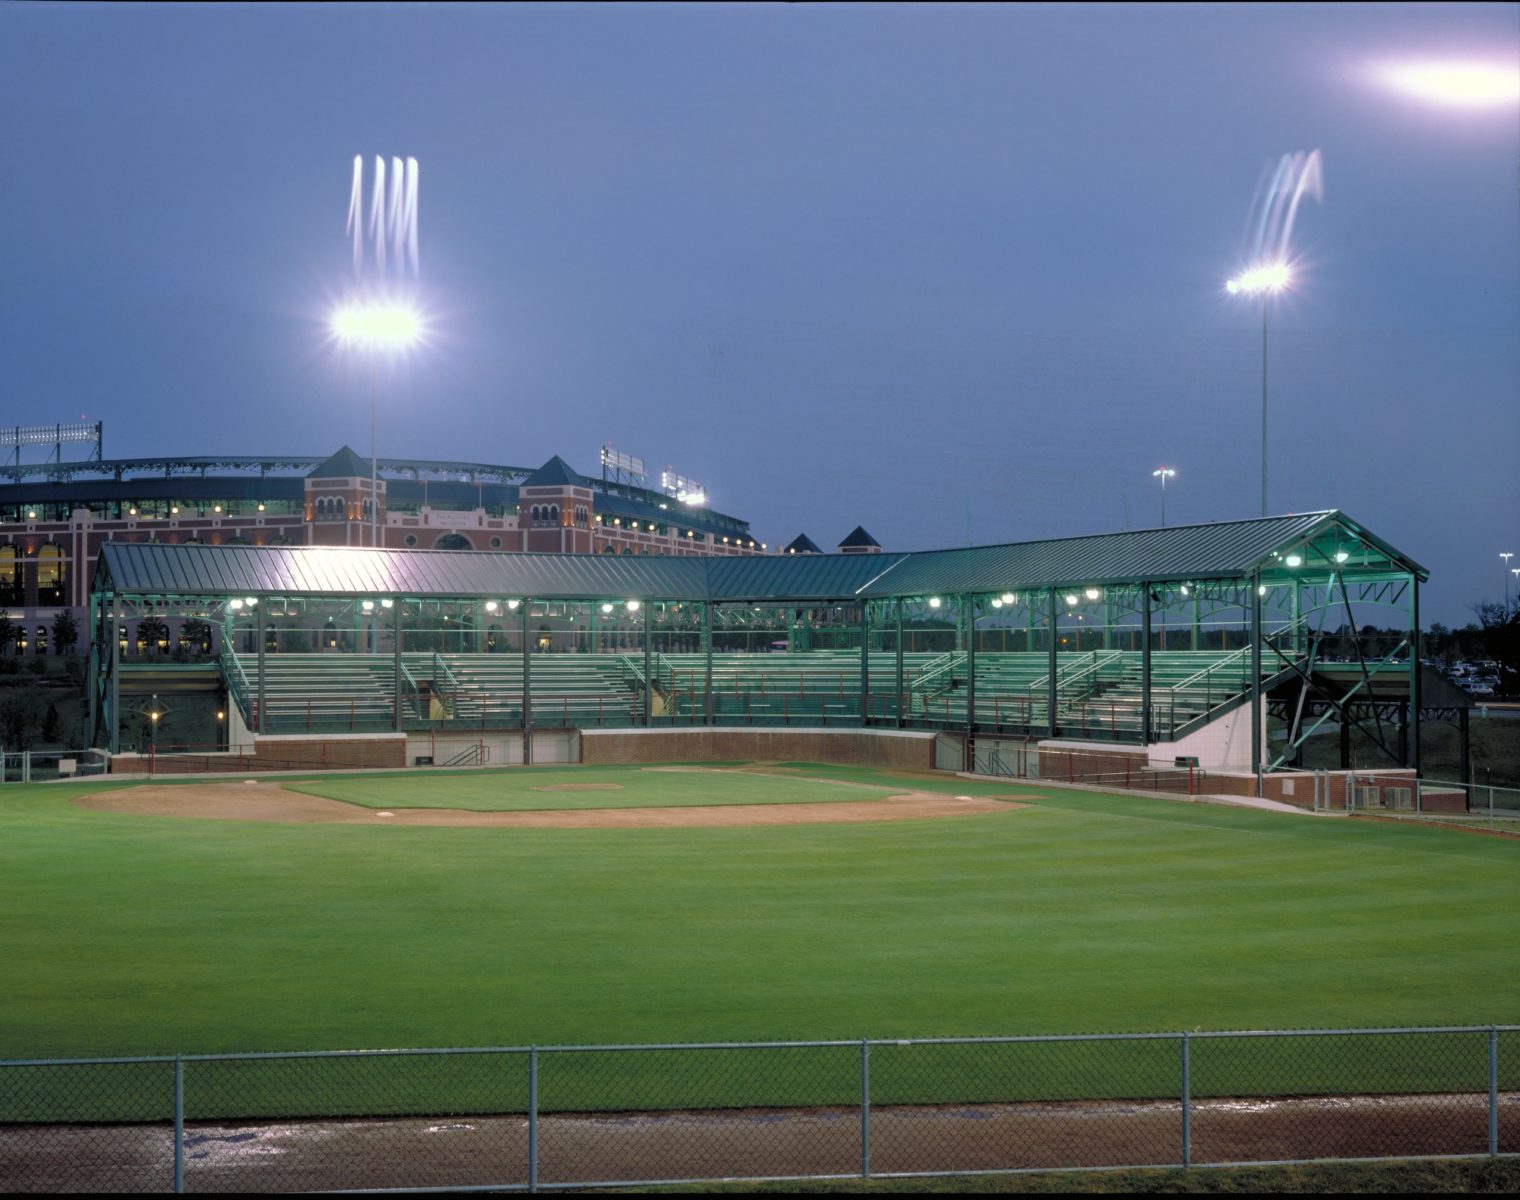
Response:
[[928, 597, 942, 609], [229, 599, 243, 611], [244, 597, 258, 608], [1378, 60, 1520, 108], [1179, 585, 1190, 596], [381, 598, 394, 608], [626, 600, 641, 612], [361, 600, 375, 612], [330, 302, 423, 349], [484, 601, 498, 614], [1258, 585, 1269, 596], [601, 603, 614, 614], [1001, 592, 1015, 605], [1226, 263, 1291, 295], [1285, 554, 1303, 568], [1084, 587, 1101, 601], [507, 599, 520, 610]]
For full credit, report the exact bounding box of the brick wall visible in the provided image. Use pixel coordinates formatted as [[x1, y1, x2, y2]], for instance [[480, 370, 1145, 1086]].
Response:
[[581, 727, 936, 770]]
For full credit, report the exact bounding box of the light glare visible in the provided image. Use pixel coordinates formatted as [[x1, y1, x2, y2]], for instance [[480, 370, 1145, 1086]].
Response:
[[1379, 61, 1520, 108], [331, 302, 423, 349], [1227, 263, 1291, 294]]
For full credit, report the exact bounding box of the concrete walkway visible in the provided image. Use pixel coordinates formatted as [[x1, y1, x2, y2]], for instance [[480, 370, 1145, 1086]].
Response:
[[1197, 792, 1318, 815]]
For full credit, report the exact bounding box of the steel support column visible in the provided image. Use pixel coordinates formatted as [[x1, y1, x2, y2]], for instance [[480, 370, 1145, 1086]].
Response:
[[1141, 585, 1153, 744], [1410, 573, 1421, 773], [255, 602, 267, 735], [1251, 572, 1263, 797], [895, 597, 905, 728], [964, 594, 976, 745], [392, 598, 403, 732], [703, 602, 714, 725], [1047, 588, 1058, 739], [521, 600, 532, 765], [108, 591, 120, 753], [642, 602, 652, 726], [859, 603, 870, 725]]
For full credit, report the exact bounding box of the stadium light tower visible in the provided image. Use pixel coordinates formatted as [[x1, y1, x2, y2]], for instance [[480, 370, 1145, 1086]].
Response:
[[330, 303, 422, 549], [1152, 467, 1176, 528], [1226, 263, 1291, 518]]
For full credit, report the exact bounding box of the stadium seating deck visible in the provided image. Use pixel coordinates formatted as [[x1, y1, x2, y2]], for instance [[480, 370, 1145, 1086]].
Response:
[[233, 646, 1277, 740]]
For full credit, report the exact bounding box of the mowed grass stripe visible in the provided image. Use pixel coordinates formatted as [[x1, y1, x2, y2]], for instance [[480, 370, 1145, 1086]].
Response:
[[0, 766, 1515, 1070], [283, 767, 903, 811]]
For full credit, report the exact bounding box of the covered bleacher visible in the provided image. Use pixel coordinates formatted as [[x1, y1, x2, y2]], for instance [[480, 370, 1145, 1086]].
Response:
[[89, 509, 1429, 780]]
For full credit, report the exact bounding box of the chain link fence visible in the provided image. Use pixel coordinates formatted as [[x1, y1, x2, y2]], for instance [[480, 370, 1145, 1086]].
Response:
[[0, 748, 109, 784], [2, 1026, 1515, 1192]]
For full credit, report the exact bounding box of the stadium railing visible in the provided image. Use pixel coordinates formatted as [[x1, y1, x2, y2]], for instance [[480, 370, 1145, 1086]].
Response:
[[2, 1025, 1514, 1193]]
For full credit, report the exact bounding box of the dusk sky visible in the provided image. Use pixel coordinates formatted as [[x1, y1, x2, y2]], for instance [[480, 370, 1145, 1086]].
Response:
[[2, 2, 1516, 625]]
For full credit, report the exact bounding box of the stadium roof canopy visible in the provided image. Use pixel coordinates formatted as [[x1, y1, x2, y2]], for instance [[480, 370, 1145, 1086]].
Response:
[[93, 510, 1425, 603]]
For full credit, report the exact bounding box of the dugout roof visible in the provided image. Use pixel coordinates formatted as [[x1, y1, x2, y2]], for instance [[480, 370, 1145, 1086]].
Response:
[[92, 510, 1426, 602]]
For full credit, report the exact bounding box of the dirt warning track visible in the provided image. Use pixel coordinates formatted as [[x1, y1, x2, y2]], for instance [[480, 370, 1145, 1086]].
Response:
[[73, 782, 1025, 828]]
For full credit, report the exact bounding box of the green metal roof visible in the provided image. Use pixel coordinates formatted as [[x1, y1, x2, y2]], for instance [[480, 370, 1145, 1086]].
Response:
[[93, 510, 1427, 601], [857, 511, 1409, 597], [95, 542, 709, 600]]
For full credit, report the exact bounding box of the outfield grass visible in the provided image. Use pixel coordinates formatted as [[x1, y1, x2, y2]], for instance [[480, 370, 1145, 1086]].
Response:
[[284, 764, 901, 811], [2, 762, 1516, 1077]]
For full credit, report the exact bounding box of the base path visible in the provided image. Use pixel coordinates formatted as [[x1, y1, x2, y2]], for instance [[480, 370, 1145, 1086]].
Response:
[[73, 783, 1025, 829]]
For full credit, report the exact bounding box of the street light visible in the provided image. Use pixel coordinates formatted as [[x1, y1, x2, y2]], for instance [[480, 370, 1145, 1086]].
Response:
[[1512, 566, 1520, 616], [1502, 553, 1514, 612], [1151, 467, 1176, 528], [1226, 263, 1292, 517], [330, 302, 423, 550]]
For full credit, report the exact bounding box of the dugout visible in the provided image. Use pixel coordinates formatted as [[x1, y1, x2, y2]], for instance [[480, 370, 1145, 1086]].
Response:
[[87, 509, 1435, 793]]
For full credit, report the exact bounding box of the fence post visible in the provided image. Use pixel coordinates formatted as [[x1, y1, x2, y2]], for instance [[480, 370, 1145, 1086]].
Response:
[[173, 1054, 185, 1193], [528, 1046, 539, 1193], [1490, 1026, 1499, 1157], [860, 1038, 871, 1177], [1180, 1032, 1191, 1169]]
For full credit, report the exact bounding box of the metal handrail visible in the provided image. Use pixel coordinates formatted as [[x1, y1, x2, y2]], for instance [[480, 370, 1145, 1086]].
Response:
[[908, 651, 962, 698], [220, 645, 254, 724], [1022, 648, 1118, 698]]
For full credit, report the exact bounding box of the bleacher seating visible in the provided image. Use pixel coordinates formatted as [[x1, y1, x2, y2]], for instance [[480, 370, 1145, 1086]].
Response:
[[229, 646, 1275, 741]]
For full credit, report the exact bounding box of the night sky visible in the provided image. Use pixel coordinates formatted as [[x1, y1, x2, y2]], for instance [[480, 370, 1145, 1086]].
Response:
[[2, 2, 1516, 624]]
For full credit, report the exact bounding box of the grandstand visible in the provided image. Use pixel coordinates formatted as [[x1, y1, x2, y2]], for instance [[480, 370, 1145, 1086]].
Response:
[[89, 508, 1447, 790]]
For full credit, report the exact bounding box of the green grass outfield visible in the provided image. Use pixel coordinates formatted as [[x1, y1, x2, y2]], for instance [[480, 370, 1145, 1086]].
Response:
[[282, 763, 901, 810], [2, 762, 1516, 1082]]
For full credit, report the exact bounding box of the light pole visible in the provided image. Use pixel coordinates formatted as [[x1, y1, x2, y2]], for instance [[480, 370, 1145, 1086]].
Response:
[[1226, 263, 1291, 517], [330, 303, 422, 550], [1152, 467, 1176, 528], [1512, 566, 1520, 617], [1502, 552, 1514, 612]]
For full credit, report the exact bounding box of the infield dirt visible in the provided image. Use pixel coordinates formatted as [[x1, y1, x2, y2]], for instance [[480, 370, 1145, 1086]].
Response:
[[72, 781, 1027, 828]]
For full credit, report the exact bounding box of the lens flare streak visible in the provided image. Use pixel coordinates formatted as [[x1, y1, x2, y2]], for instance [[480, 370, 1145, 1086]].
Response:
[[1242, 150, 1323, 268], [346, 154, 420, 279]]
